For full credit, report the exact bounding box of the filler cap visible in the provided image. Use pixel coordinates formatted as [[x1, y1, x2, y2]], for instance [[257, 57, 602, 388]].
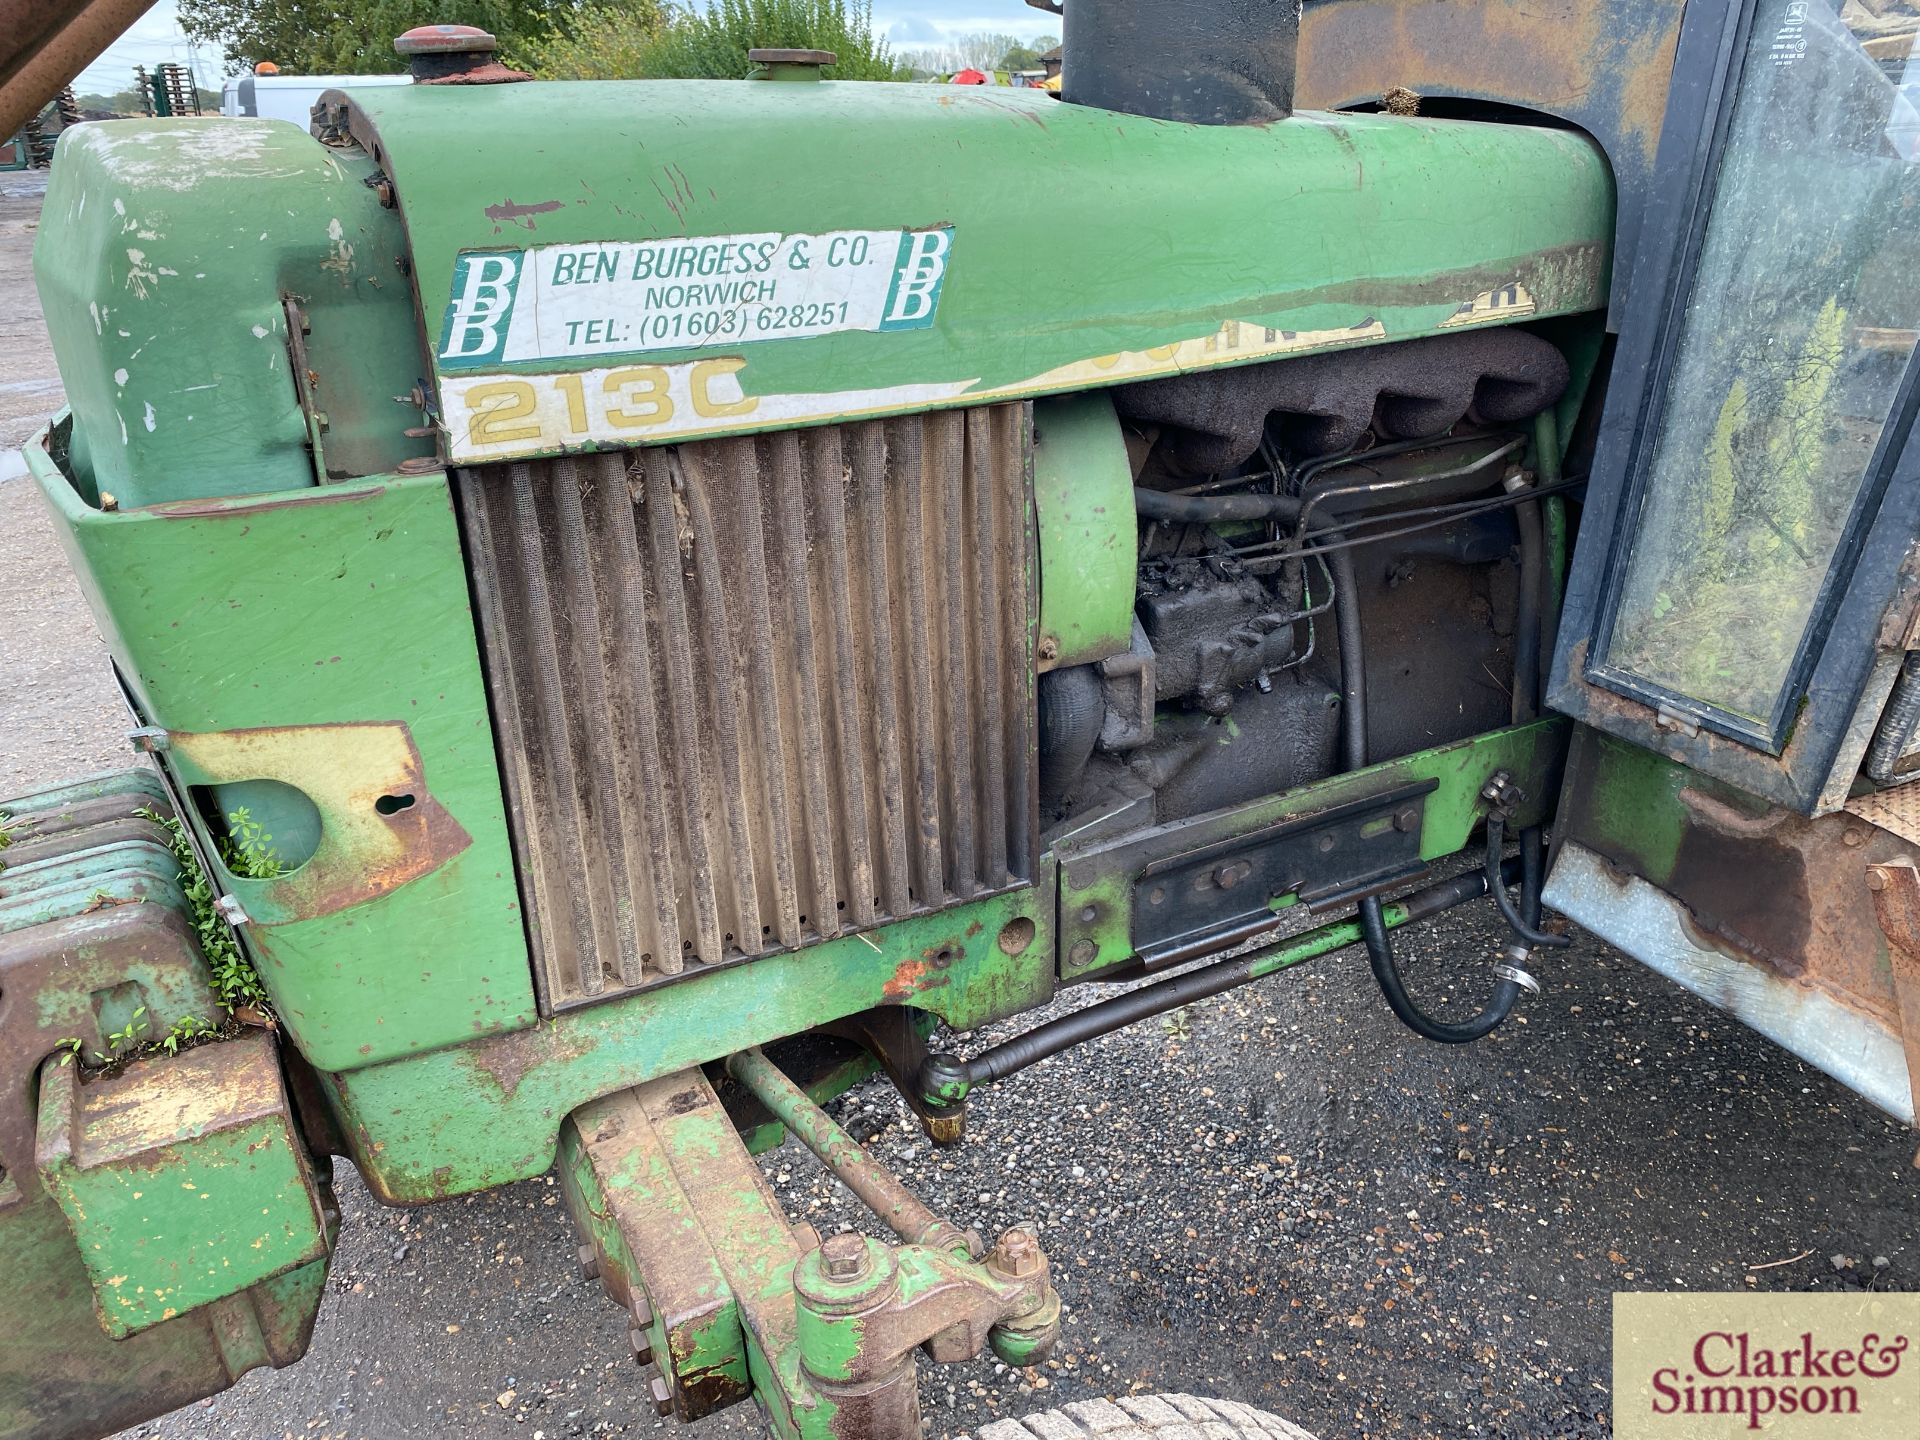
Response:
[[748, 48, 836, 81], [394, 25, 530, 84]]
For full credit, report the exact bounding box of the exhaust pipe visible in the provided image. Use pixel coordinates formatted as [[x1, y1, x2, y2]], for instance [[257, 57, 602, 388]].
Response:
[[1061, 0, 1301, 125]]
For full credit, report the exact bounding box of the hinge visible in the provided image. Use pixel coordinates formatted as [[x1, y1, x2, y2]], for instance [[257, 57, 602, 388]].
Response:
[[1653, 702, 1702, 738]]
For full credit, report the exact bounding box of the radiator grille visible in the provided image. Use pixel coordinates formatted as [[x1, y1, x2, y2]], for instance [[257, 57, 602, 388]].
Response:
[[457, 405, 1035, 1009]]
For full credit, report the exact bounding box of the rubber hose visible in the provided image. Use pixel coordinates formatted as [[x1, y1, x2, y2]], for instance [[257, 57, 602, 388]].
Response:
[[1038, 663, 1104, 812], [1331, 533, 1522, 1043], [1486, 812, 1570, 949], [1134, 486, 1304, 524]]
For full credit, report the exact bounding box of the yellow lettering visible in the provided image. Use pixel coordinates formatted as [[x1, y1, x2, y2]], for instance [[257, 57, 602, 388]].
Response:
[[465, 381, 539, 447], [603, 366, 674, 429], [689, 358, 757, 419], [553, 373, 588, 433]]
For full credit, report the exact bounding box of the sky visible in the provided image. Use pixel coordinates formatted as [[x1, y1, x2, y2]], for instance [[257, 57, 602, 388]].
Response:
[[74, 1, 1063, 96]]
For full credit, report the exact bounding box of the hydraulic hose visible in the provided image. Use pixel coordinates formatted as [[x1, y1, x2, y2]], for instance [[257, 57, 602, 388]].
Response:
[[1485, 812, 1569, 949], [1133, 486, 1302, 524], [1329, 519, 1524, 1044]]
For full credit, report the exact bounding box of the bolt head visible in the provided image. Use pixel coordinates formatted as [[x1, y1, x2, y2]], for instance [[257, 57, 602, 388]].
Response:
[[577, 1243, 599, 1282], [990, 1226, 1044, 1278], [628, 1324, 653, 1365], [1068, 938, 1099, 968], [820, 1231, 871, 1281], [1868, 867, 1890, 891], [644, 1367, 673, 1416]]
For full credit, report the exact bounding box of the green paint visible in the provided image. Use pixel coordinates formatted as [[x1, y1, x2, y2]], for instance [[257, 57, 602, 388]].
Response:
[[35, 1031, 329, 1338], [0, 1182, 328, 1439], [559, 1089, 752, 1412], [34, 121, 434, 509], [1033, 393, 1135, 667], [322, 886, 1055, 1203], [1559, 728, 1694, 881], [26, 440, 534, 1071], [347, 80, 1610, 457], [1057, 720, 1567, 979]]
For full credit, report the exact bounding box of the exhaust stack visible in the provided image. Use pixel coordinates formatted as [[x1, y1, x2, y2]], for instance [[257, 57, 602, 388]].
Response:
[[1062, 0, 1302, 125]]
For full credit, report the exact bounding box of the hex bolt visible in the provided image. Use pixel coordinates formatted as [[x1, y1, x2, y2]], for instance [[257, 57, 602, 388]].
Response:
[[989, 1226, 1043, 1278], [628, 1323, 653, 1366], [1038, 636, 1060, 661], [1393, 806, 1421, 833], [577, 1244, 599, 1282], [1868, 867, 1890, 892], [820, 1231, 870, 1281], [642, 1365, 673, 1416], [629, 1292, 654, 1328]]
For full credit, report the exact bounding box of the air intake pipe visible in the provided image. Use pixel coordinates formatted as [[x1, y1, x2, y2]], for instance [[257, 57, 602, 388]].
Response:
[[1061, 0, 1301, 125]]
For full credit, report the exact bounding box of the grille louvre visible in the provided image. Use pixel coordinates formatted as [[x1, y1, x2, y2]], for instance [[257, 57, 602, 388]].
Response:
[[459, 405, 1034, 1009]]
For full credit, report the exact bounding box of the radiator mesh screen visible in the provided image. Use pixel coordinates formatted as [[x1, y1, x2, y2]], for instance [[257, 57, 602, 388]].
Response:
[[457, 405, 1034, 1008]]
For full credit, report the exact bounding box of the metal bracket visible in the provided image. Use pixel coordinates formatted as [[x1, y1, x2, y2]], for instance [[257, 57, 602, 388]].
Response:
[[1131, 778, 1436, 966]]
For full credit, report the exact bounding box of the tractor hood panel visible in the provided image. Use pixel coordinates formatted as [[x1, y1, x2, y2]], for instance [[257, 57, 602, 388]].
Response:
[[343, 80, 1614, 466]]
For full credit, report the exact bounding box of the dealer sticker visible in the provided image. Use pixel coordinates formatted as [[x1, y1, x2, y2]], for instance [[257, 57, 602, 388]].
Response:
[[437, 226, 954, 368]]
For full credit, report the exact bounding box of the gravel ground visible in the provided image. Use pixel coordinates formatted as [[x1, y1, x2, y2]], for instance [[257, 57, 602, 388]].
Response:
[[2, 186, 1913, 1440]]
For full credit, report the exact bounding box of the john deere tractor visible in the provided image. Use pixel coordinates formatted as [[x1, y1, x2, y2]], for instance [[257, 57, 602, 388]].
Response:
[[4, 2, 1918, 1437]]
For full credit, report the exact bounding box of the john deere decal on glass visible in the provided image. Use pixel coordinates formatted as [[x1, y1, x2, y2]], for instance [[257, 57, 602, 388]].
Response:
[[438, 226, 955, 368]]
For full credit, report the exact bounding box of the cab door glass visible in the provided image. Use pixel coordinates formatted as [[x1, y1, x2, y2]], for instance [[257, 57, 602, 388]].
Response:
[[1601, 0, 1920, 732]]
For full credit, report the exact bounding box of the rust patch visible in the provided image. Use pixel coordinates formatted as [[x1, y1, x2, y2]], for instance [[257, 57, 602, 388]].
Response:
[[1669, 788, 1812, 977], [147, 485, 386, 519], [1297, 0, 1684, 168], [882, 957, 937, 1002], [484, 197, 564, 231], [166, 722, 471, 924]]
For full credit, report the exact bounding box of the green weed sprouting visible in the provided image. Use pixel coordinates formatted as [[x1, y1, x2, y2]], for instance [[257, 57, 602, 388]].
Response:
[[159, 1015, 217, 1055], [136, 806, 276, 1016], [218, 806, 285, 880]]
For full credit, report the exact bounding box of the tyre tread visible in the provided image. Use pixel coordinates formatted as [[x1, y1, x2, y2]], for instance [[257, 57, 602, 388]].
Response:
[[977, 1392, 1317, 1440]]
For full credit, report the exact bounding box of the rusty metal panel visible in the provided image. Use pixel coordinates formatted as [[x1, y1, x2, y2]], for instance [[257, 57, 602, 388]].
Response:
[[1552, 730, 1918, 1124], [457, 404, 1036, 1008]]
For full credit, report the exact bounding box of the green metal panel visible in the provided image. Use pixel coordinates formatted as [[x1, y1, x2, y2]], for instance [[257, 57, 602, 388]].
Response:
[[1033, 393, 1135, 669], [33, 120, 434, 509], [1055, 720, 1569, 979], [35, 1031, 329, 1337], [321, 883, 1056, 1204], [25, 434, 534, 1071], [335, 81, 1611, 464]]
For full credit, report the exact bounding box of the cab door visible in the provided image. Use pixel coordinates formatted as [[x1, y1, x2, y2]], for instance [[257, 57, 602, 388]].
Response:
[[1547, 0, 1920, 1129], [1550, 0, 1920, 813]]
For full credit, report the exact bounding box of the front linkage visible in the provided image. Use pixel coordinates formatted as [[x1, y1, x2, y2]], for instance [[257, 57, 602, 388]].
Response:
[[560, 1052, 1060, 1440]]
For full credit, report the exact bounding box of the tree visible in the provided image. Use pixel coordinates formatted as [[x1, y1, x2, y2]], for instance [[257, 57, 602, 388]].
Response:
[[512, 2, 666, 78], [637, 0, 905, 81], [177, 0, 585, 75], [997, 40, 1050, 71]]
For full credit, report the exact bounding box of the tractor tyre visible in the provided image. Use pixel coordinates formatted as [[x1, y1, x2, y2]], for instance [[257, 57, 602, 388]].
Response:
[[978, 1393, 1319, 1440]]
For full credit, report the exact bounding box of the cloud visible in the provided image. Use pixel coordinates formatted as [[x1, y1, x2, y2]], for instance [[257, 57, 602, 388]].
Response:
[[887, 19, 946, 43]]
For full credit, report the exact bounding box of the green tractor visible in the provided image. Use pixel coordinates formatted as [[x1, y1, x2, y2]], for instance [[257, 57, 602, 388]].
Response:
[[3, 1, 1918, 1436]]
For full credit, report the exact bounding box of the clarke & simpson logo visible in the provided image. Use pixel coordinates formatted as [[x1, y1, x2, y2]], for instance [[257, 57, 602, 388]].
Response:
[[1615, 1294, 1917, 1437]]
